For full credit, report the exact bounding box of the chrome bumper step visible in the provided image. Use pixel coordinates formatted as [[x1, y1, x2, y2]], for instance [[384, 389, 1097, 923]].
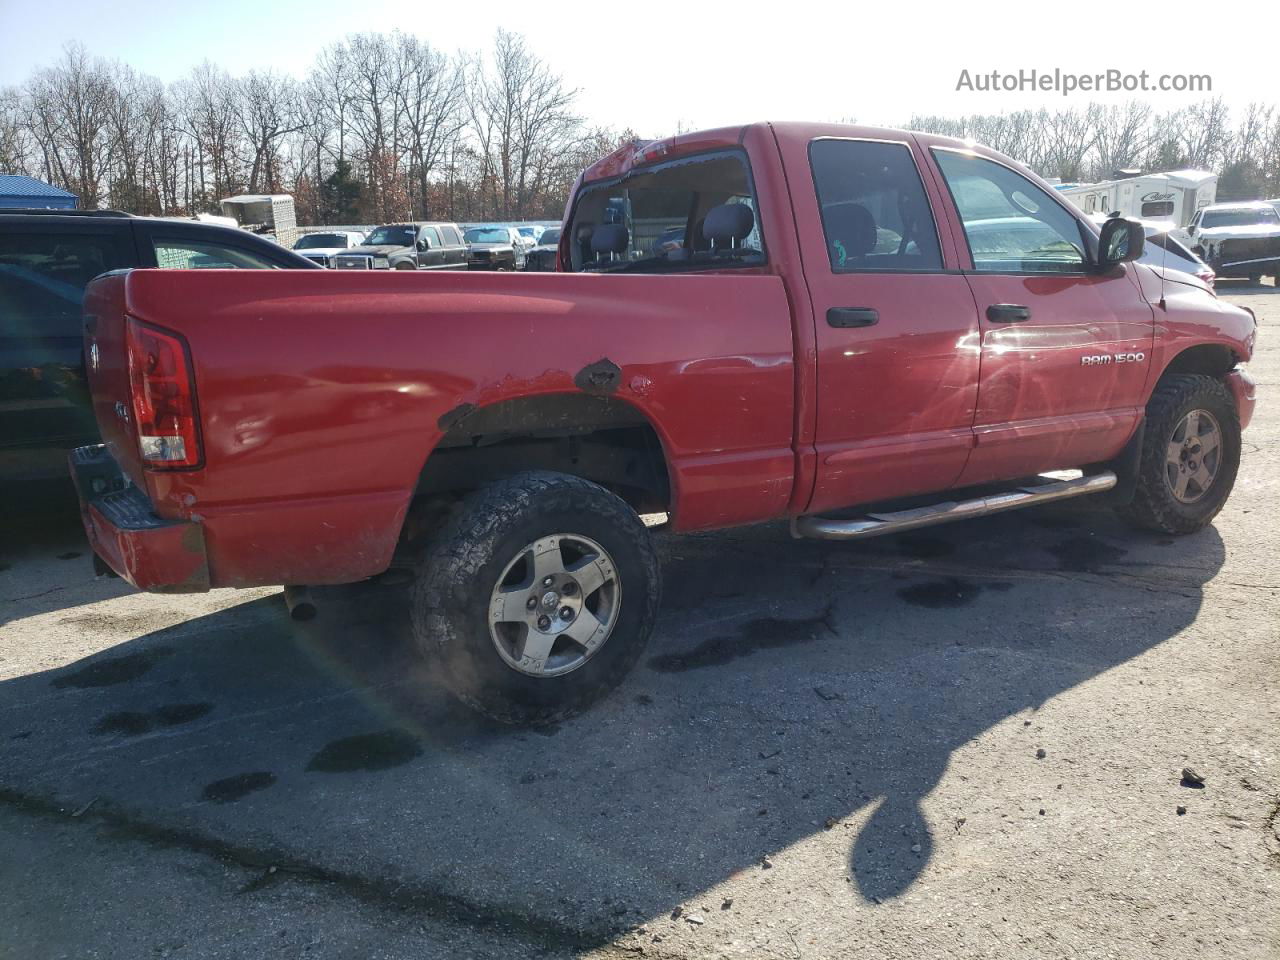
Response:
[[792, 470, 1117, 541]]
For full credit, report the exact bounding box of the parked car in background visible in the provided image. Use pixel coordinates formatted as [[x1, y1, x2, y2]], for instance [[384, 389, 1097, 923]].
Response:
[[0, 209, 316, 486], [521, 226, 561, 271], [292, 230, 367, 267], [464, 225, 523, 270], [653, 225, 686, 255], [1180, 201, 1280, 283], [334, 222, 467, 270], [516, 225, 544, 244]]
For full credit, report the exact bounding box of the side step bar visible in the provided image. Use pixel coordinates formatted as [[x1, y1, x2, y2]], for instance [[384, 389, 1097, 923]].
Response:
[[792, 471, 1117, 541]]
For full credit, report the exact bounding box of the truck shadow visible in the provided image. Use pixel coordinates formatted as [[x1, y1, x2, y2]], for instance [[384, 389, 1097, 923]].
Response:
[[0, 481, 131, 627], [0, 503, 1224, 943]]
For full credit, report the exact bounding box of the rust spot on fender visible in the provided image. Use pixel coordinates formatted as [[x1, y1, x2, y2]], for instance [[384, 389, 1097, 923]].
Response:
[[437, 402, 477, 432], [574, 358, 622, 395]]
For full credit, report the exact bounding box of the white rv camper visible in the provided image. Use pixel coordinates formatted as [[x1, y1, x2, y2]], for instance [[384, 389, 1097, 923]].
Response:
[[218, 194, 298, 248], [1057, 170, 1216, 227]]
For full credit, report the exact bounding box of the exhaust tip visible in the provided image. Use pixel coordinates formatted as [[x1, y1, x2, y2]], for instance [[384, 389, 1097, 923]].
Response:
[[283, 585, 317, 621]]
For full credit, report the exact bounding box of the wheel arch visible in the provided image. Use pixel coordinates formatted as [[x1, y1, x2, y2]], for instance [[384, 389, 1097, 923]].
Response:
[[1157, 343, 1239, 384], [413, 392, 675, 520]]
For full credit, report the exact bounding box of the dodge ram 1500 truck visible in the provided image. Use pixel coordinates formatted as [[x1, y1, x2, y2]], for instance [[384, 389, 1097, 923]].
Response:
[[71, 122, 1257, 724]]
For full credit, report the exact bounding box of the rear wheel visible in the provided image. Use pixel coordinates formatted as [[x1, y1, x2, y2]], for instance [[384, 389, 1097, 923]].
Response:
[[1119, 374, 1241, 534], [411, 471, 660, 724]]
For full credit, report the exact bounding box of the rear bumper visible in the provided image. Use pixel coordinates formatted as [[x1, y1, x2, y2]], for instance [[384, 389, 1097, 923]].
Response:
[[69, 445, 210, 593], [1226, 367, 1256, 431]]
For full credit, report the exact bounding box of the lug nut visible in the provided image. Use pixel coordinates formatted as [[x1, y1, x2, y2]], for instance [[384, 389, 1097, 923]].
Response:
[[559, 606, 574, 620], [562, 582, 577, 595], [537, 615, 551, 630], [542, 576, 555, 587], [526, 596, 538, 610]]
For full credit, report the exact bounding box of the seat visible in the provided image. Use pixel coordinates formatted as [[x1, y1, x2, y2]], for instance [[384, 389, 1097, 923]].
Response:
[[590, 223, 629, 265], [699, 203, 756, 257]]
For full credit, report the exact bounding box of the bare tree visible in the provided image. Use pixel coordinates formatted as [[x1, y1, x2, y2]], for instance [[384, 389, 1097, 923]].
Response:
[[176, 62, 245, 208], [0, 86, 33, 174], [468, 29, 581, 219], [1092, 101, 1154, 179], [24, 44, 117, 207], [237, 70, 302, 193], [394, 33, 466, 218], [338, 32, 406, 219]]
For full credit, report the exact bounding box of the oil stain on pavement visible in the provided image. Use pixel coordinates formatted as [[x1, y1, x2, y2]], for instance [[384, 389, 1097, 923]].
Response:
[[202, 771, 278, 804], [896, 577, 982, 608], [50, 647, 173, 689], [92, 702, 214, 736], [306, 730, 423, 773], [1049, 536, 1128, 572], [648, 605, 836, 673]]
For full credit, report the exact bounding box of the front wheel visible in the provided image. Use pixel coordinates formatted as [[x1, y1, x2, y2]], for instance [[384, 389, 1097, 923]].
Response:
[[411, 471, 661, 724], [1119, 374, 1241, 534]]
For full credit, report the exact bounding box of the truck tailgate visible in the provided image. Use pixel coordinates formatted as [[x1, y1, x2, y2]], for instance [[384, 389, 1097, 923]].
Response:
[[82, 271, 149, 492]]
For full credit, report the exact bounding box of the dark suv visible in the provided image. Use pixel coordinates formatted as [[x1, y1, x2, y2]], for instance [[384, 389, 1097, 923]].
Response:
[[0, 209, 316, 486]]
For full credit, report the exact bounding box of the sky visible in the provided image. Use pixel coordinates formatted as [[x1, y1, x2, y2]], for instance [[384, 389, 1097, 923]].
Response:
[[0, 0, 1272, 136]]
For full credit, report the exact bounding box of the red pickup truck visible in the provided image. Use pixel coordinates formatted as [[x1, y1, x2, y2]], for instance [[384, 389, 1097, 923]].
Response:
[[73, 122, 1257, 723]]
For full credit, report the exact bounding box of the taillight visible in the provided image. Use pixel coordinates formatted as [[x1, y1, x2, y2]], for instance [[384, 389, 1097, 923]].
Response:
[[125, 318, 202, 469]]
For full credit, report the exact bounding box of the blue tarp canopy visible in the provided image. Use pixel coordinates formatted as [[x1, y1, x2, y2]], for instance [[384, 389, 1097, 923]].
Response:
[[0, 175, 79, 209]]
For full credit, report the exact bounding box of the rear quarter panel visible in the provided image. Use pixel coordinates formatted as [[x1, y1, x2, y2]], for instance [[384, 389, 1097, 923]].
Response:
[[113, 269, 795, 586]]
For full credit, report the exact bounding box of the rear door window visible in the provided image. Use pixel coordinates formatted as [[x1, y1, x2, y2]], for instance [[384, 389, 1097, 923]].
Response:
[[152, 238, 282, 269], [809, 139, 943, 271], [440, 225, 462, 246], [0, 228, 131, 338]]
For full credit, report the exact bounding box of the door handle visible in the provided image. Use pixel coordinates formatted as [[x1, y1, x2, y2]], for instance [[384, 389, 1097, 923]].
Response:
[[827, 307, 879, 328], [986, 303, 1031, 323]]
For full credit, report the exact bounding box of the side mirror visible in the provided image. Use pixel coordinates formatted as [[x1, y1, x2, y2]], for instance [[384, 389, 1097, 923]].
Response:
[[1097, 217, 1144, 269], [417, 238, 429, 251]]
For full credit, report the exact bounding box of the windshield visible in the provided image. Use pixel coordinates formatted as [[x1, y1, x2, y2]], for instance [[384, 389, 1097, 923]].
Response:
[[465, 228, 511, 244], [538, 228, 561, 246], [565, 149, 764, 273], [294, 233, 348, 249], [1201, 208, 1280, 228], [365, 226, 415, 246]]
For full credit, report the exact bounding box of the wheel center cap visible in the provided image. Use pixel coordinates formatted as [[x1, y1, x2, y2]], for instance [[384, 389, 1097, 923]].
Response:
[[541, 590, 559, 609]]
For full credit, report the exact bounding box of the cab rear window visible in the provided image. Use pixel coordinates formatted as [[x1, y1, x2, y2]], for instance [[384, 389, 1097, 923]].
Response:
[[566, 149, 764, 273]]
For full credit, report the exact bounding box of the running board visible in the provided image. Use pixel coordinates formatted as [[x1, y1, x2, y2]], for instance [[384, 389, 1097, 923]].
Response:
[[791, 471, 1117, 541]]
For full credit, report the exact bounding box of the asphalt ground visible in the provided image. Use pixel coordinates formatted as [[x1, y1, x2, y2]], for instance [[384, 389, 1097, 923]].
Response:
[[2, 282, 1278, 960]]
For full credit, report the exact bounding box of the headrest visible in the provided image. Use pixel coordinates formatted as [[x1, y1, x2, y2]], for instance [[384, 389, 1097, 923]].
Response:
[[824, 203, 877, 258], [701, 203, 755, 245], [591, 223, 629, 255]]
